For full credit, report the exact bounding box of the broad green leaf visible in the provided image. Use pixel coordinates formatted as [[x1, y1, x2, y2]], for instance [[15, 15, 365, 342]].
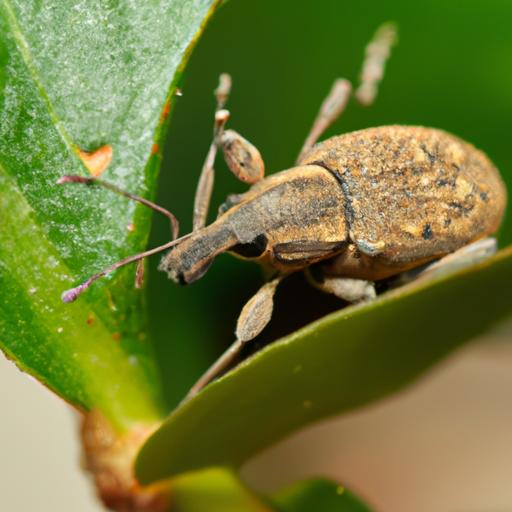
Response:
[[136, 248, 512, 482], [272, 478, 372, 512], [0, 0, 221, 430]]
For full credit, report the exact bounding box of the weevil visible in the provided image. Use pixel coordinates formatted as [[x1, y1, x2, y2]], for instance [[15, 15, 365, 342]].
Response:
[[59, 24, 507, 398]]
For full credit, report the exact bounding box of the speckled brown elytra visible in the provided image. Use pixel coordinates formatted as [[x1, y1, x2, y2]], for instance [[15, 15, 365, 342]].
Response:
[[59, 24, 507, 397]]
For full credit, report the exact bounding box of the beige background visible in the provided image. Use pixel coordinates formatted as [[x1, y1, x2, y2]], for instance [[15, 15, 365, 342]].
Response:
[[1, 320, 512, 511]]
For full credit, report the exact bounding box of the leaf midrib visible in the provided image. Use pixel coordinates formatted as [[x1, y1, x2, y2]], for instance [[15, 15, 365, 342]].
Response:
[[1, 0, 83, 164]]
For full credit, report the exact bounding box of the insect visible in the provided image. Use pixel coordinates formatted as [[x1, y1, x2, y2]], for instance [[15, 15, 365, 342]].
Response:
[[59, 24, 507, 398]]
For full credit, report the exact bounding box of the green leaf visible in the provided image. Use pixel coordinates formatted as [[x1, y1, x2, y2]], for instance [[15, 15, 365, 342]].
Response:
[[162, 469, 372, 512], [0, 0, 220, 430], [136, 247, 512, 482], [272, 478, 372, 512], [167, 467, 275, 512]]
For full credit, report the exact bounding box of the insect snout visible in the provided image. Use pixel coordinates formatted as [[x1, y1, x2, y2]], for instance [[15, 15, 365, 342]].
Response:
[[158, 244, 214, 286], [158, 221, 238, 285]]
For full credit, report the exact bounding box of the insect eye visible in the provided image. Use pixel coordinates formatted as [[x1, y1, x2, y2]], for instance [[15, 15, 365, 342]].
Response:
[[231, 234, 268, 258]]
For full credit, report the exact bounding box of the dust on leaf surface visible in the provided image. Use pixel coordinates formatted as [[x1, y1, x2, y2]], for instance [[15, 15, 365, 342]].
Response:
[[0, 0, 220, 430]]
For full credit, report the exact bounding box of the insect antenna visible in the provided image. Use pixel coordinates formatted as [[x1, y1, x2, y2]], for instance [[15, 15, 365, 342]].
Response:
[[57, 175, 179, 239], [57, 174, 186, 302], [61, 233, 192, 303]]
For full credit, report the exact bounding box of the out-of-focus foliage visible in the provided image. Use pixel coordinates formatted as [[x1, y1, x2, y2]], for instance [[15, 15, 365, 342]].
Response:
[[273, 478, 373, 512]]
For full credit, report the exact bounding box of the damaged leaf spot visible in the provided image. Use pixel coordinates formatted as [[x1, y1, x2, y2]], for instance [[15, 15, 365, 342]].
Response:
[[78, 145, 113, 177], [160, 100, 171, 122]]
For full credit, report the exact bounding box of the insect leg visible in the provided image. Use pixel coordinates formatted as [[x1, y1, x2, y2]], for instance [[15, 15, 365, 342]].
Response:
[[394, 238, 497, 286], [194, 74, 266, 229], [192, 74, 231, 231], [184, 275, 285, 400], [297, 22, 397, 163], [355, 22, 398, 106], [60, 233, 192, 303], [306, 268, 376, 303], [297, 79, 352, 163], [184, 338, 244, 401]]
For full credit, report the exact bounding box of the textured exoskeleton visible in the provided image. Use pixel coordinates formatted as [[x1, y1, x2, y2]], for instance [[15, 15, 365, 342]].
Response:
[[157, 124, 506, 399], [160, 126, 506, 285]]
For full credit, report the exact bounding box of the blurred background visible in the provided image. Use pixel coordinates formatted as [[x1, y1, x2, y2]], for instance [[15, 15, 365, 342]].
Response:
[[149, 0, 512, 406], [2, 0, 512, 510]]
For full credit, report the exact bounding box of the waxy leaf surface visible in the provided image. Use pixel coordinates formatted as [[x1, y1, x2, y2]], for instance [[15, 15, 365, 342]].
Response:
[[0, 0, 220, 430]]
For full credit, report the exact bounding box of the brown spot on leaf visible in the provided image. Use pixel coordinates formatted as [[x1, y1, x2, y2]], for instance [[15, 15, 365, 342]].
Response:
[[160, 100, 171, 122], [78, 145, 113, 177]]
